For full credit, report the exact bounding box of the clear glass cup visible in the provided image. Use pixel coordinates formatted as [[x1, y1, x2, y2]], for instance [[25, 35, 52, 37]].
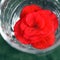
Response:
[[0, 0, 60, 55]]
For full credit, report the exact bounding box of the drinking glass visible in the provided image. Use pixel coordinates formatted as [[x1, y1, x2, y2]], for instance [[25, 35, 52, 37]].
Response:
[[0, 0, 60, 55]]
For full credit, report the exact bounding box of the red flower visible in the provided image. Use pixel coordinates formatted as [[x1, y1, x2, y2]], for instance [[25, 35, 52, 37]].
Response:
[[14, 4, 58, 49]]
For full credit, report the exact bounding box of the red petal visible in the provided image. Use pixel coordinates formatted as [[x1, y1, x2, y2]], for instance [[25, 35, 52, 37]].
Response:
[[16, 35, 29, 44], [45, 33, 55, 46], [49, 13, 58, 31], [25, 13, 35, 27], [14, 19, 29, 44], [40, 18, 54, 36], [14, 19, 21, 36], [20, 20, 27, 31], [37, 10, 52, 16], [31, 33, 55, 49], [20, 4, 42, 18], [37, 10, 58, 31]]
